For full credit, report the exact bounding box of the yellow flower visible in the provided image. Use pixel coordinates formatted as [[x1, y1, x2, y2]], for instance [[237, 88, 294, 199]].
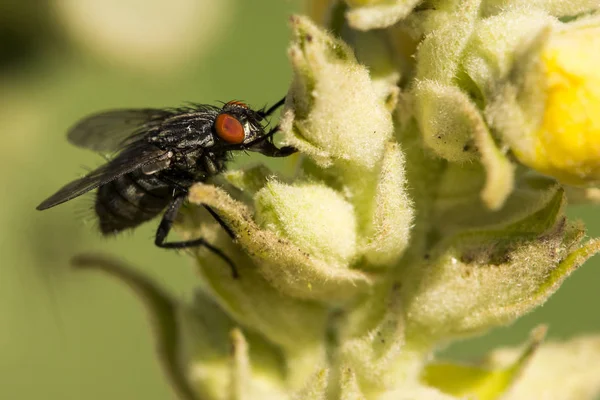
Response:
[[523, 26, 600, 185]]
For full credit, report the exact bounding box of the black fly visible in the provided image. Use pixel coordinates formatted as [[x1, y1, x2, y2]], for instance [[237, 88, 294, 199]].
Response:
[[36, 99, 295, 277]]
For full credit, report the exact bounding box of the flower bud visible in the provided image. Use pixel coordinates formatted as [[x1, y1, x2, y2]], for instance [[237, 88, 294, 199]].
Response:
[[361, 142, 414, 265], [255, 181, 358, 268], [281, 15, 393, 171], [344, 0, 422, 31], [478, 16, 600, 185], [518, 23, 600, 184], [188, 184, 372, 303]]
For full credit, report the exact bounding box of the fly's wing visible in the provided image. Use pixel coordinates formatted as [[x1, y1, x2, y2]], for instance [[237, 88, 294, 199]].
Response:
[[67, 109, 175, 152], [36, 143, 168, 210]]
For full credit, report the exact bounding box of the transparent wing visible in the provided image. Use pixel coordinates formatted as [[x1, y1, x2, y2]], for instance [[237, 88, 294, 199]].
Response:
[[36, 144, 168, 210], [67, 108, 174, 152]]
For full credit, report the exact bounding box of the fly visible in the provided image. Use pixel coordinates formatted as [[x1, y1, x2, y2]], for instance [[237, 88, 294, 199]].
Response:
[[36, 98, 295, 277]]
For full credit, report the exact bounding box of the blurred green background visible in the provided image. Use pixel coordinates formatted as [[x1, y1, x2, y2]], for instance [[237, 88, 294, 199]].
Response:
[[1, 1, 599, 399]]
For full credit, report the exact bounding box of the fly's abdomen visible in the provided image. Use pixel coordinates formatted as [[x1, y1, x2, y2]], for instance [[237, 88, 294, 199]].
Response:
[[95, 171, 172, 235]]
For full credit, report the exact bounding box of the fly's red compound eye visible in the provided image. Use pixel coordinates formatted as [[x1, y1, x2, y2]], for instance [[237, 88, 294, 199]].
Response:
[[215, 113, 245, 144]]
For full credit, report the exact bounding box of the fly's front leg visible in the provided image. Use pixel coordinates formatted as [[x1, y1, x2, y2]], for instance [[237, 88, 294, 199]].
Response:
[[258, 97, 285, 118], [244, 125, 297, 157], [252, 126, 297, 157], [155, 193, 239, 278], [241, 97, 298, 156]]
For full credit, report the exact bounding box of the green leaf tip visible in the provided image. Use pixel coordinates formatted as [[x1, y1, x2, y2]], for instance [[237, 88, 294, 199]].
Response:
[[422, 326, 547, 400]]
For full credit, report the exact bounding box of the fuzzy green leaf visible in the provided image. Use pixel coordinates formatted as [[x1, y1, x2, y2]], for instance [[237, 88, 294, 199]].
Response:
[[481, 0, 600, 18], [402, 189, 600, 342]]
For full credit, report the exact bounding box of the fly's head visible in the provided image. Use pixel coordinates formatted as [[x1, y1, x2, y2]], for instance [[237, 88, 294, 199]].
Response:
[[213, 101, 295, 158], [212, 101, 267, 149]]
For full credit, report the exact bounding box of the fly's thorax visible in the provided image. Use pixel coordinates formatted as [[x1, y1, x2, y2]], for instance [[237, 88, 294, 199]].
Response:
[[175, 146, 223, 178], [148, 106, 220, 152], [149, 122, 216, 151], [197, 149, 229, 178]]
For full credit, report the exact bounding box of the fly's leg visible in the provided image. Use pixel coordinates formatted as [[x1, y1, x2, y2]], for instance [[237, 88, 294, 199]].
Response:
[[243, 125, 297, 157], [263, 126, 297, 156], [204, 205, 235, 239], [155, 193, 238, 278], [247, 125, 297, 157], [258, 97, 285, 118], [160, 176, 236, 240]]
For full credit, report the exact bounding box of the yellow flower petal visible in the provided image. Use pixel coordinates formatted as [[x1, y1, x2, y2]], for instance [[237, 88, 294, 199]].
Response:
[[527, 27, 600, 184]]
